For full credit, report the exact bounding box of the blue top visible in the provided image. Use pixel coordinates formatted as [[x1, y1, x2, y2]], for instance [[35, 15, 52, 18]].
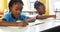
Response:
[[3, 12, 28, 22]]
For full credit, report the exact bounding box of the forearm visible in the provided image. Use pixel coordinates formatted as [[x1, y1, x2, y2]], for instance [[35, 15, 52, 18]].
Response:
[[0, 20, 28, 27], [39, 15, 56, 19], [0, 22, 18, 26], [43, 15, 56, 18], [36, 15, 52, 19]]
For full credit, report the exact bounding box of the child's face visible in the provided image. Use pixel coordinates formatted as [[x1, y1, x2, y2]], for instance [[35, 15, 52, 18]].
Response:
[[10, 3, 23, 16], [37, 5, 46, 15]]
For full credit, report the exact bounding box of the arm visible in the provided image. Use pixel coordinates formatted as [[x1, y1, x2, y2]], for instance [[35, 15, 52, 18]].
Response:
[[36, 15, 56, 19], [0, 20, 28, 27]]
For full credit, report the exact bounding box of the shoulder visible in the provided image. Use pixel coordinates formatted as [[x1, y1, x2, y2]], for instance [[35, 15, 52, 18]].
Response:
[[3, 12, 11, 21], [4, 12, 11, 19], [4, 12, 11, 16]]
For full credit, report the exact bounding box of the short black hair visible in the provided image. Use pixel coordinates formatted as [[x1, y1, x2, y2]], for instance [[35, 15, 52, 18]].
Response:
[[34, 1, 45, 9], [9, 0, 24, 9]]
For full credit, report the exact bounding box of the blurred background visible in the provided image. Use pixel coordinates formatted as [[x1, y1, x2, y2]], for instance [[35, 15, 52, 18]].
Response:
[[0, 0, 49, 19], [0, 0, 60, 19]]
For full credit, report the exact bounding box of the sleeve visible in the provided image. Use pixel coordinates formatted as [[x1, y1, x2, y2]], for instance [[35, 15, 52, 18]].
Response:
[[22, 15, 28, 21], [3, 14, 10, 21], [23, 15, 28, 20]]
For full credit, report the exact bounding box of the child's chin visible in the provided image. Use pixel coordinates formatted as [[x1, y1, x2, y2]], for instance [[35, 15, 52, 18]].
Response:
[[15, 14, 20, 15]]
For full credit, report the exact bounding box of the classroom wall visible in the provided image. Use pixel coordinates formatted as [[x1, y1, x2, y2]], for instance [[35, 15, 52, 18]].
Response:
[[0, 0, 4, 15], [0, 0, 8, 19], [4, 0, 8, 10], [0, 0, 8, 15]]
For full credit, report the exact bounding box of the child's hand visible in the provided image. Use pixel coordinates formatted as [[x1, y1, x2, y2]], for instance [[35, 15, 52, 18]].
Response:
[[26, 17, 36, 23], [17, 21, 28, 27], [29, 17, 36, 22]]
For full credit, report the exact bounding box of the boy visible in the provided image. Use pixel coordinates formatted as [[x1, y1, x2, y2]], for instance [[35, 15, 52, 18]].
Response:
[[0, 0, 35, 27], [34, 1, 56, 19]]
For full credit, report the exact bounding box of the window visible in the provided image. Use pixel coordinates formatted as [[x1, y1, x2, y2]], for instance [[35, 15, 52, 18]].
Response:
[[22, 0, 38, 11], [22, 0, 38, 16], [49, 0, 60, 15], [29, 0, 38, 11]]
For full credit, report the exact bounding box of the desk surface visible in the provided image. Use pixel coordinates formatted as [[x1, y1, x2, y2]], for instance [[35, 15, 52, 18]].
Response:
[[27, 19, 60, 32], [0, 19, 60, 32]]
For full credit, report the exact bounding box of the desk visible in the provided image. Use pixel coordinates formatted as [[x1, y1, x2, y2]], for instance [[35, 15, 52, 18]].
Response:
[[26, 19, 60, 32], [0, 19, 60, 32]]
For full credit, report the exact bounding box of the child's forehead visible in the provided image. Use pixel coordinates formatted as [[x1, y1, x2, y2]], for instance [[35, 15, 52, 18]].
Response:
[[37, 6, 45, 9], [12, 3, 23, 7], [39, 5, 45, 7]]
